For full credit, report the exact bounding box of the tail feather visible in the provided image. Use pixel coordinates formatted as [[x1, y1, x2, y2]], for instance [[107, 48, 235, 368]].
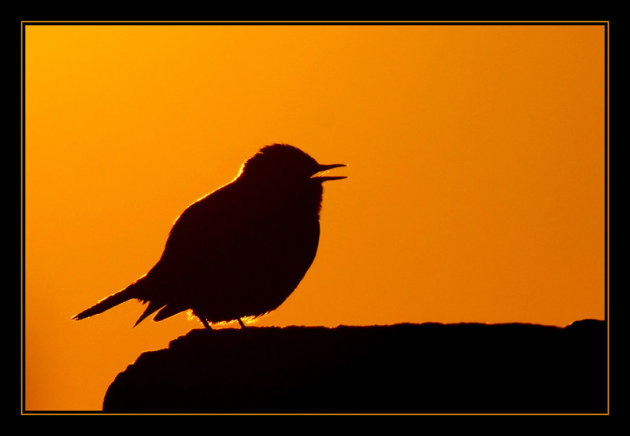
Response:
[[72, 283, 140, 321], [133, 300, 166, 327], [153, 303, 186, 322]]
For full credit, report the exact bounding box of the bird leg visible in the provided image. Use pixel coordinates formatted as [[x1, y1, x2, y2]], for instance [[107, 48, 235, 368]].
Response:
[[238, 318, 247, 329], [198, 314, 212, 330]]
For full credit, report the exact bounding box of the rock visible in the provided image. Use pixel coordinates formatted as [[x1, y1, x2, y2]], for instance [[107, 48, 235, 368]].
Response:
[[103, 321, 606, 413]]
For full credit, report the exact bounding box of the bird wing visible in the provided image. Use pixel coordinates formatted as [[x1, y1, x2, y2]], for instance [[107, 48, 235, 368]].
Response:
[[136, 183, 249, 319], [160, 183, 245, 267]]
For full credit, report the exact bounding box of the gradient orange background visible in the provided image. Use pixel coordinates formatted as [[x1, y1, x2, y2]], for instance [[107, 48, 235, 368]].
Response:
[[24, 23, 605, 411]]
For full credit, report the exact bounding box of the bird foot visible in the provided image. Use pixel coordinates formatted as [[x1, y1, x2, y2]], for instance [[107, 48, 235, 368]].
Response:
[[198, 316, 212, 330]]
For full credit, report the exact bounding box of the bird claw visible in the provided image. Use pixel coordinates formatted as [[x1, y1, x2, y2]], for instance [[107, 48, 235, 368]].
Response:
[[198, 316, 212, 330]]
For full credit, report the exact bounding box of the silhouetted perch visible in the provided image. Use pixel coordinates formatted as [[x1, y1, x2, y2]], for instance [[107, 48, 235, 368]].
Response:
[[103, 320, 606, 413]]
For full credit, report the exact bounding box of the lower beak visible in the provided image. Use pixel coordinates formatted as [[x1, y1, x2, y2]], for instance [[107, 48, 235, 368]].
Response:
[[311, 163, 347, 182]]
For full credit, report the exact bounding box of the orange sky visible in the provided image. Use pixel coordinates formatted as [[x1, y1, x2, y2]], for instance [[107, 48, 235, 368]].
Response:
[[23, 23, 606, 411]]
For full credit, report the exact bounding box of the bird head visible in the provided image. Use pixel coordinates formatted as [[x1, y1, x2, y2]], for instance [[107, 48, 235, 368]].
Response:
[[240, 144, 346, 185]]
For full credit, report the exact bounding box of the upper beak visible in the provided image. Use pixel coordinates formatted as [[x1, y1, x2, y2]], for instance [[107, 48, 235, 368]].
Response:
[[311, 163, 347, 182]]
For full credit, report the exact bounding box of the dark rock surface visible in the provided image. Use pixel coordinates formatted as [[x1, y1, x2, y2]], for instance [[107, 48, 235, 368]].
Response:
[[103, 320, 606, 413]]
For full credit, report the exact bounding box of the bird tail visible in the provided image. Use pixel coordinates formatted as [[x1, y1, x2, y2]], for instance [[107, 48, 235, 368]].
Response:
[[72, 281, 142, 321]]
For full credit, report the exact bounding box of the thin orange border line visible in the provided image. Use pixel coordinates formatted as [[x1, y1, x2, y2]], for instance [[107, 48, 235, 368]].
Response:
[[20, 19, 610, 416], [20, 20, 609, 24]]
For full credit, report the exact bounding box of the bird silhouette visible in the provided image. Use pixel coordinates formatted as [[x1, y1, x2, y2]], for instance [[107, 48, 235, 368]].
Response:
[[73, 144, 346, 329]]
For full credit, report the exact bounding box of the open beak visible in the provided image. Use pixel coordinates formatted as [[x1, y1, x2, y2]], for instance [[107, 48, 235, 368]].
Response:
[[311, 163, 347, 182]]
